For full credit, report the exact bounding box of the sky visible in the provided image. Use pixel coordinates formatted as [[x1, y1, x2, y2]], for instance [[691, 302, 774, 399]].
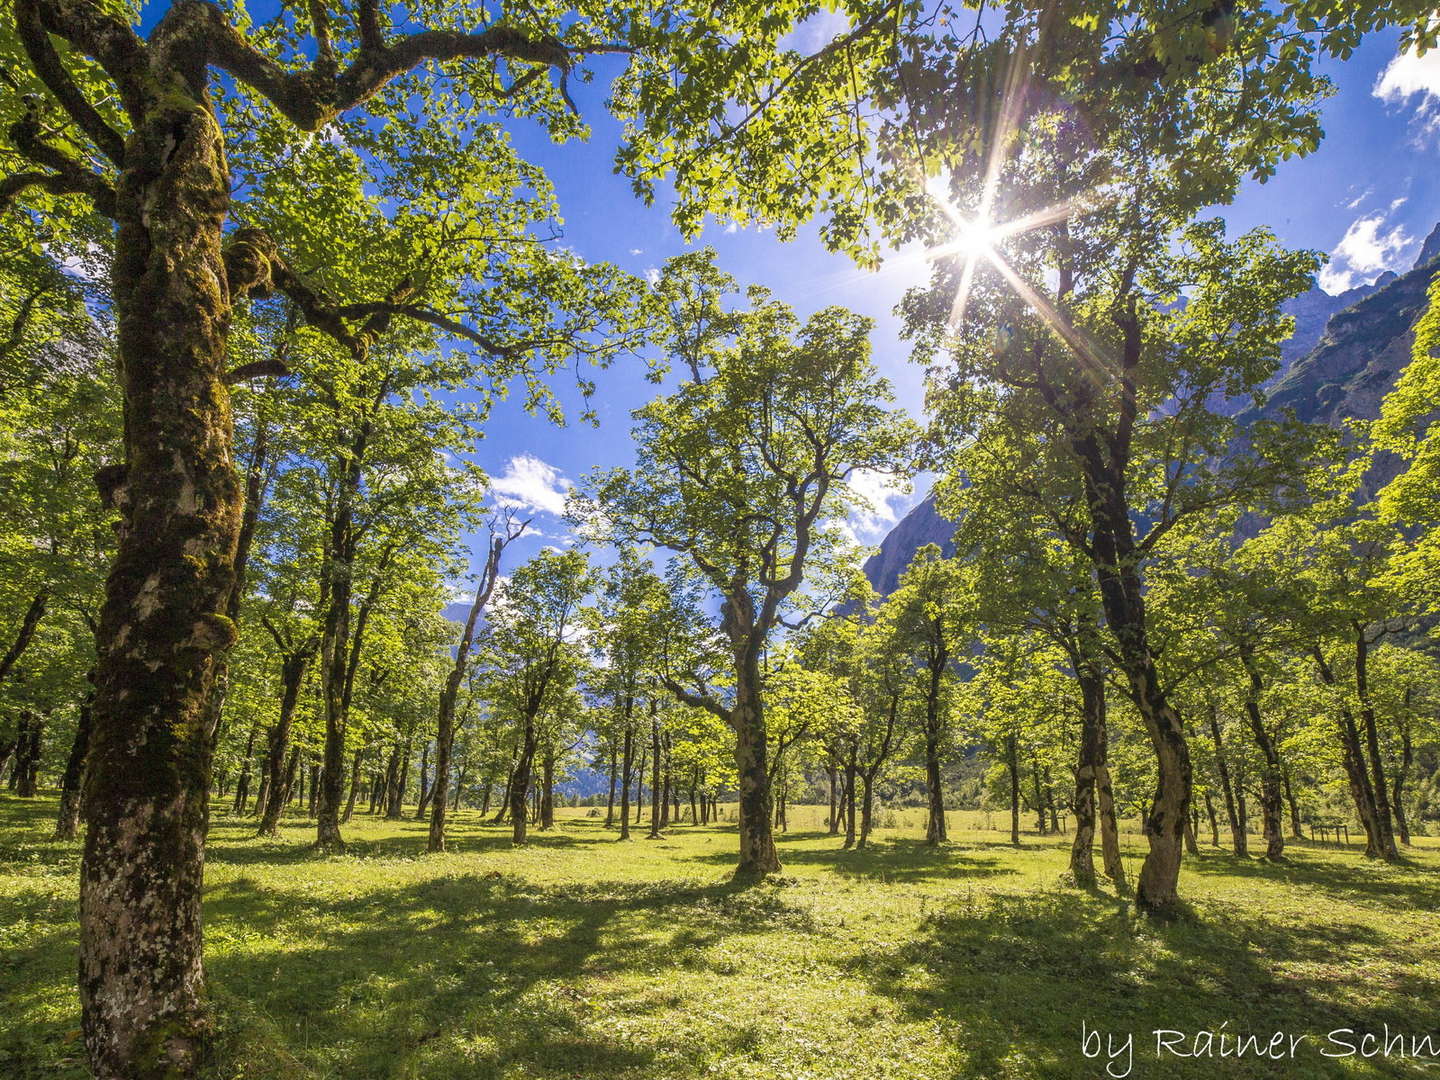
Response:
[[456, 24, 1440, 579]]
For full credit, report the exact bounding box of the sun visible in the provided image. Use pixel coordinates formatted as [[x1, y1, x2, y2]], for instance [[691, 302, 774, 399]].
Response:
[[934, 217, 1000, 261]]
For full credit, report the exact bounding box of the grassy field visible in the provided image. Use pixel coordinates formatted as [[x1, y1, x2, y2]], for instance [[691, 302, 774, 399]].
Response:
[[3, 794, 1439, 1080]]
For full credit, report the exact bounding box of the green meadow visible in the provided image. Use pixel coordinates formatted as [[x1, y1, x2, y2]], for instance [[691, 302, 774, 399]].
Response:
[[3, 795, 1438, 1080]]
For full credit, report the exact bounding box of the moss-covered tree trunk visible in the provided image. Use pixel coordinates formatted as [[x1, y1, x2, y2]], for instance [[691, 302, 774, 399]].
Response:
[[79, 69, 243, 1078], [724, 591, 779, 876]]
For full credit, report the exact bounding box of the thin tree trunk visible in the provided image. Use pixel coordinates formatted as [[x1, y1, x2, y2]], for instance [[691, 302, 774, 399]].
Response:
[[648, 703, 662, 839], [341, 746, 364, 825], [1240, 648, 1285, 860], [1006, 733, 1021, 845], [511, 716, 536, 846], [55, 692, 95, 839], [257, 646, 314, 835], [604, 741, 617, 828], [1207, 704, 1246, 857], [619, 715, 634, 840]]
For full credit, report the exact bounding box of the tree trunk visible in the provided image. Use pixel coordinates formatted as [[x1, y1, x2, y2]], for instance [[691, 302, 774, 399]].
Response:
[[1207, 703, 1246, 857], [16, 712, 41, 797], [732, 655, 780, 875], [1391, 724, 1412, 846], [257, 648, 313, 835], [1314, 646, 1388, 858], [231, 719, 258, 815], [1006, 733, 1021, 845], [55, 691, 95, 839], [1082, 444, 1190, 916], [604, 741, 617, 828], [843, 750, 857, 849], [414, 742, 432, 820], [388, 739, 411, 820], [1204, 790, 1220, 847], [1353, 627, 1399, 860], [1070, 655, 1105, 886], [857, 770, 876, 849], [648, 705, 662, 839], [78, 69, 245, 1075], [540, 746, 555, 830], [510, 716, 536, 846], [1281, 764, 1303, 840], [619, 714, 634, 840], [1239, 648, 1284, 860], [923, 645, 948, 845], [341, 746, 364, 825], [826, 762, 839, 835]]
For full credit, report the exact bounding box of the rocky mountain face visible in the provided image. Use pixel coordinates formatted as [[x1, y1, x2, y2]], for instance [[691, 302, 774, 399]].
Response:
[[864, 223, 1440, 594]]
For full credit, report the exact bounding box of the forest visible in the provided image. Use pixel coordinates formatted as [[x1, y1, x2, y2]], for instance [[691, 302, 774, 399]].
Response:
[[3, 0, 1440, 1078]]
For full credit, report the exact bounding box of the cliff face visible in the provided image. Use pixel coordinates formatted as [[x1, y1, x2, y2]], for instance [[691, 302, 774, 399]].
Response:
[[861, 491, 955, 596], [864, 224, 1440, 594]]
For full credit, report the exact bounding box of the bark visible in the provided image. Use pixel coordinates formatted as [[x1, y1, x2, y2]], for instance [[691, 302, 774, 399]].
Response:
[[1069, 654, 1105, 886], [257, 643, 314, 836], [231, 719, 258, 815], [1391, 722, 1413, 846], [0, 589, 48, 686], [1006, 734, 1021, 845], [1076, 417, 1191, 916], [340, 746, 364, 825], [619, 710, 634, 841], [78, 55, 243, 1076], [1239, 647, 1284, 860], [429, 524, 512, 851], [826, 762, 839, 835], [732, 655, 780, 874], [842, 749, 857, 849], [510, 716, 536, 846], [1207, 703, 1246, 856], [1281, 765, 1303, 840], [648, 704, 663, 839], [1204, 790, 1220, 847], [539, 745, 554, 829], [604, 742, 617, 828], [414, 742, 431, 820], [55, 690, 95, 839], [1313, 646, 1389, 859], [922, 634, 948, 845], [1353, 627, 1399, 860], [16, 712, 41, 797]]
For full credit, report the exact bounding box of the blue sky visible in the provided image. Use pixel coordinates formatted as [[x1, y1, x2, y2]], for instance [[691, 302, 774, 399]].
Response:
[[465, 25, 1440, 574]]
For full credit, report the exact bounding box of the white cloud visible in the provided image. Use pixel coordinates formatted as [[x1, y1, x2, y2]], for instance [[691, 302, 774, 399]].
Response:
[[1318, 210, 1416, 294], [843, 469, 911, 543], [490, 454, 571, 516], [645, 267, 661, 285], [1375, 44, 1440, 135], [629, 247, 644, 256]]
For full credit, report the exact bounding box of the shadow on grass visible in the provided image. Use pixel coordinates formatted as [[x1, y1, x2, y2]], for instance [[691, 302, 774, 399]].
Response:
[[201, 869, 804, 1079], [682, 832, 1020, 885], [852, 883, 1438, 1079], [1181, 846, 1440, 910]]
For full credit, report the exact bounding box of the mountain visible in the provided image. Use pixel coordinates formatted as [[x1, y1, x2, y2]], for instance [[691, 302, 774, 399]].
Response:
[[864, 224, 1440, 594], [861, 491, 955, 596]]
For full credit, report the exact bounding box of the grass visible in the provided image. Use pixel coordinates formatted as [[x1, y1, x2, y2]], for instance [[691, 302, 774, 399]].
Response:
[[2, 795, 1438, 1079]]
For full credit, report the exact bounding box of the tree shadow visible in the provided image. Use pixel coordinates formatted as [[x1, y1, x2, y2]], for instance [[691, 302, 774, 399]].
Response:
[[200, 869, 803, 1078], [850, 886, 1437, 1079], [1182, 847, 1440, 910]]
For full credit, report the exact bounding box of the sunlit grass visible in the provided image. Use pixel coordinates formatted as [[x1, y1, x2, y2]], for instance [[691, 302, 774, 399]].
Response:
[[2, 794, 1437, 1079]]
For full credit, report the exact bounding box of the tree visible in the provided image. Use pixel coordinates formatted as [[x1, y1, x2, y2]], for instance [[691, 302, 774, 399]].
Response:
[[428, 511, 526, 852], [479, 548, 592, 846], [589, 257, 916, 874]]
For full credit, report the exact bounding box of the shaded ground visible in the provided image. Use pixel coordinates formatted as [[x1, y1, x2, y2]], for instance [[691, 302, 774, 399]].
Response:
[[2, 795, 1437, 1079]]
